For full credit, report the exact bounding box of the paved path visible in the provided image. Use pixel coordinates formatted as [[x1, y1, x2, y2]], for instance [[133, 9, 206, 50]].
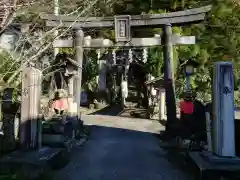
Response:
[[54, 115, 193, 180], [82, 115, 163, 133]]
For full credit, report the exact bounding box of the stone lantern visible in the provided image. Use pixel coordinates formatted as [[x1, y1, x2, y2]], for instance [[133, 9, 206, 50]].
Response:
[[145, 77, 166, 120], [184, 60, 198, 90], [1, 84, 20, 151]]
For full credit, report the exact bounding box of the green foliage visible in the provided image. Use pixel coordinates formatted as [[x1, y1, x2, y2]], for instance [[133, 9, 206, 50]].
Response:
[[146, 0, 240, 102], [82, 0, 240, 103], [81, 50, 99, 92], [59, 48, 74, 55], [147, 47, 163, 77], [85, 50, 99, 80], [0, 51, 20, 83]]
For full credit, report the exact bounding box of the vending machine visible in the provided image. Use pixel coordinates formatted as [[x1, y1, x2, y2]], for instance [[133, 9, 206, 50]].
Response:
[[212, 62, 235, 157]]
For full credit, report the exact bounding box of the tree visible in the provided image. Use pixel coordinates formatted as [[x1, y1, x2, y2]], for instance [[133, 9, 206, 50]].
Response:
[[0, 0, 117, 87]]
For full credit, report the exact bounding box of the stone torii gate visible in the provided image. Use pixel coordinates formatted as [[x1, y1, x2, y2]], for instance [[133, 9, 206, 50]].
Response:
[[41, 5, 211, 132]]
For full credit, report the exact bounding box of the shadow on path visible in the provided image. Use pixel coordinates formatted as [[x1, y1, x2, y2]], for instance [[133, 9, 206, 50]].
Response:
[[89, 105, 123, 116], [54, 125, 194, 180], [88, 105, 150, 119]]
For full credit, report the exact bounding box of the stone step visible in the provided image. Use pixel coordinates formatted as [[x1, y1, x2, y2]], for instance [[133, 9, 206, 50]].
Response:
[[125, 97, 139, 103], [124, 101, 138, 109], [0, 146, 69, 179], [120, 108, 149, 119], [42, 134, 87, 150]]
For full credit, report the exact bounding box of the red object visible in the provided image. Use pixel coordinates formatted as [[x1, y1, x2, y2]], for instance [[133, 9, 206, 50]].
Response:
[[52, 98, 68, 111], [180, 100, 194, 115]]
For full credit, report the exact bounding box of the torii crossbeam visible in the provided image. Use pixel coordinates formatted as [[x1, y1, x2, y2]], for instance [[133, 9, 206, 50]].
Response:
[[53, 35, 195, 48], [41, 5, 211, 28]]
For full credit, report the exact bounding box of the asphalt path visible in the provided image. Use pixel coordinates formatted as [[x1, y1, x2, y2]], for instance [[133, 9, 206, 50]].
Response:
[[54, 115, 194, 180]]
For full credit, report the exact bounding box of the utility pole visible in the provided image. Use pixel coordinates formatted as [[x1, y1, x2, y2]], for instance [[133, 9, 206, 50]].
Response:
[[54, 0, 59, 57]]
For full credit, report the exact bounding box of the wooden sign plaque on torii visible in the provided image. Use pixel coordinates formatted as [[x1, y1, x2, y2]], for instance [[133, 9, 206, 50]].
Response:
[[41, 5, 211, 133]]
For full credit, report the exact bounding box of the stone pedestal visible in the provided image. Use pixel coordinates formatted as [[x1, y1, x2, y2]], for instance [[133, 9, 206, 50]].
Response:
[[189, 151, 240, 179], [0, 146, 69, 179]]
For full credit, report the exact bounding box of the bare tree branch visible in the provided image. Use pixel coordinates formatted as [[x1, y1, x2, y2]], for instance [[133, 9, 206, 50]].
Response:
[[0, 0, 117, 87]]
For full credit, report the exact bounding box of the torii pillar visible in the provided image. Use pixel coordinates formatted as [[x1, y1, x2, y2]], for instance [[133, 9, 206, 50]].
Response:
[[163, 24, 176, 133]]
